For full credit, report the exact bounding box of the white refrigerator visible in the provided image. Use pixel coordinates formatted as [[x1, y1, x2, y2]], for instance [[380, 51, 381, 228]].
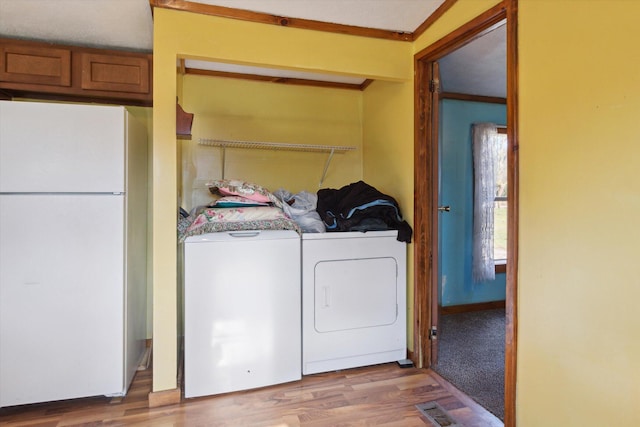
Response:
[[0, 101, 148, 407]]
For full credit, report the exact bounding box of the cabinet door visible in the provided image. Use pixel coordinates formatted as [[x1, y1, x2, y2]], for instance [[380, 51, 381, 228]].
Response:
[[80, 52, 150, 94], [0, 39, 152, 105], [0, 44, 71, 87]]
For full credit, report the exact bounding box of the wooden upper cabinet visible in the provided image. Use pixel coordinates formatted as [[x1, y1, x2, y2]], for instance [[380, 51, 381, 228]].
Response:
[[0, 38, 152, 106], [0, 44, 71, 87], [80, 52, 150, 94]]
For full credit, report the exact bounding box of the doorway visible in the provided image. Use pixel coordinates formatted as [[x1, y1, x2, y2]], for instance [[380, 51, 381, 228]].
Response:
[[412, 1, 518, 426], [435, 95, 507, 419]]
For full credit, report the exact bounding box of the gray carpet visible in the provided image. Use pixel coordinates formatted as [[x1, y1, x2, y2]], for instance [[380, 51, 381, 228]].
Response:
[[434, 308, 505, 420]]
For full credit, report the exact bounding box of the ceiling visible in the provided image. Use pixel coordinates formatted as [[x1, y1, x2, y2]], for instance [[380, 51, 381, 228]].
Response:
[[0, 0, 505, 98]]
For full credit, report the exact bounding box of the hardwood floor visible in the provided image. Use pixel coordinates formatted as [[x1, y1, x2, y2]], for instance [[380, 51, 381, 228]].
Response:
[[0, 364, 502, 426]]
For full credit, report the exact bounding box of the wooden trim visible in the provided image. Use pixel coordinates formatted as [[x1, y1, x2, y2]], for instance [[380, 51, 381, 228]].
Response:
[[144, 338, 183, 408], [429, 61, 441, 367], [440, 91, 506, 104], [504, 1, 519, 426], [406, 348, 415, 365], [413, 47, 430, 370], [359, 79, 374, 91], [412, 0, 459, 41], [441, 300, 506, 315], [415, 3, 507, 62], [0, 89, 152, 107], [177, 338, 184, 394], [176, 101, 194, 138], [148, 0, 464, 44], [495, 261, 507, 274], [147, 388, 181, 408], [184, 67, 366, 91], [150, 0, 413, 41], [425, 61, 441, 366]]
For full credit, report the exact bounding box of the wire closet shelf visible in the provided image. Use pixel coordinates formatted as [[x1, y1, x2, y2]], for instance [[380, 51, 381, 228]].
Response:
[[198, 138, 355, 153], [197, 138, 356, 187]]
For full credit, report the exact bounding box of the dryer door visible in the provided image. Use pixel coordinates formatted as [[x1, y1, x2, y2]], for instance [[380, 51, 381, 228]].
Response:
[[314, 257, 398, 332]]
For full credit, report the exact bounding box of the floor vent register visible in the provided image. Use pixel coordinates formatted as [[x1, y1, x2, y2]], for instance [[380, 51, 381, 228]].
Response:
[[415, 401, 461, 427]]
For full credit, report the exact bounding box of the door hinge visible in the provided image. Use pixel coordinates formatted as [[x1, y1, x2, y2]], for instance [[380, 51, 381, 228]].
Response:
[[429, 326, 438, 340], [429, 79, 440, 93]]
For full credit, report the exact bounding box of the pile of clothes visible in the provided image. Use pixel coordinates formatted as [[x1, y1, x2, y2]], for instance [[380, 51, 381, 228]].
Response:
[[316, 180, 413, 243], [180, 179, 413, 244]]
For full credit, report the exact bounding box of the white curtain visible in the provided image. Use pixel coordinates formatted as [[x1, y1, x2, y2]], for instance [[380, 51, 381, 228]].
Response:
[[472, 123, 498, 282]]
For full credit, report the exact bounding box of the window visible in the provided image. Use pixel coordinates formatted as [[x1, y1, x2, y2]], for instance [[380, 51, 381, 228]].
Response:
[[493, 130, 508, 263], [472, 123, 508, 280]]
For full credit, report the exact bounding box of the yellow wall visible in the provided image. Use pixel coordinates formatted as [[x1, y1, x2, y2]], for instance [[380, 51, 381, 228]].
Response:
[[154, 3, 640, 424], [517, 1, 640, 425], [412, 0, 640, 424], [153, 7, 413, 392], [362, 79, 415, 345], [179, 74, 363, 210], [126, 107, 154, 339]]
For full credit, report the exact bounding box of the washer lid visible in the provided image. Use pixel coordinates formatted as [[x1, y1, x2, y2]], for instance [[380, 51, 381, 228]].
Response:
[[185, 230, 300, 243]]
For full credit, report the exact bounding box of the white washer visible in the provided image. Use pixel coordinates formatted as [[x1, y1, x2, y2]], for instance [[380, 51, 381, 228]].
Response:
[[183, 230, 301, 398], [302, 230, 407, 375]]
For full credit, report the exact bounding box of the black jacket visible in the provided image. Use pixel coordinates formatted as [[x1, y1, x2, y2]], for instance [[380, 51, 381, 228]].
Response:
[[316, 181, 413, 243]]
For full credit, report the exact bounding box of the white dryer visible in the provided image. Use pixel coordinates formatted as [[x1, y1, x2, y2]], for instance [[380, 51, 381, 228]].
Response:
[[302, 230, 406, 375]]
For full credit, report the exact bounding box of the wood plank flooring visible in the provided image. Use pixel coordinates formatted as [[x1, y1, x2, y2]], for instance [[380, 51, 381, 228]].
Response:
[[0, 364, 502, 426]]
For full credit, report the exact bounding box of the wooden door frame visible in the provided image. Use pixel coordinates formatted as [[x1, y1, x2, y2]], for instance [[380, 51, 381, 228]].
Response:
[[412, 1, 519, 426], [429, 60, 441, 367]]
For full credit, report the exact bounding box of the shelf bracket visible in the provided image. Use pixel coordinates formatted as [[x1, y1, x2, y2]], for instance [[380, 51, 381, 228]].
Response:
[[319, 148, 335, 188], [221, 145, 226, 180]]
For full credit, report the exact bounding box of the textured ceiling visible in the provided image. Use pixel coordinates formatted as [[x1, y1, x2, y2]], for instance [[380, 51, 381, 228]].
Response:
[[0, 0, 444, 51], [195, 0, 445, 33], [0, 0, 505, 98], [0, 0, 154, 51], [439, 24, 507, 98]]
